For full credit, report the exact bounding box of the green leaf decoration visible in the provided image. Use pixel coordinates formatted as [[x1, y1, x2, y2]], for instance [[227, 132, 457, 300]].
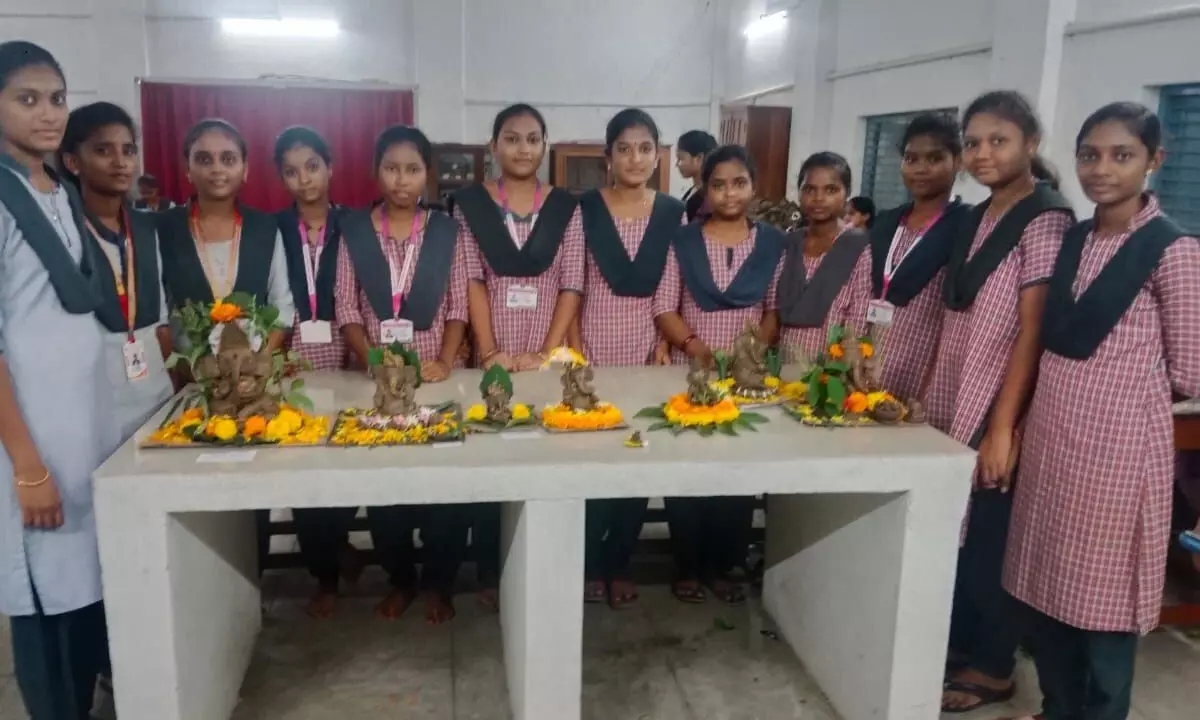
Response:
[[698, 424, 715, 437], [635, 406, 667, 419], [826, 324, 845, 347], [765, 347, 782, 379], [806, 380, 821, 408], [669, 424, 687, 436], [259, 305, 281, 331], [740, 419, 759, 432], [826, 360, 849, 374], [718, 422, 737, 436], [826, 376, 846, 415], [290, 379, 306, 391], [647, 421, 672, 432], [367, 347, 384, 367], [740, 412, 769, 424], [165, 351, 187, 370], [480, 364, 514, 397], [713, 350, 730, 380]]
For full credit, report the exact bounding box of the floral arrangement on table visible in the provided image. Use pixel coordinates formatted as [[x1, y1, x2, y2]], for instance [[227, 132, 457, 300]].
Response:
[[709, 325, 787, 407], [330, 343, 464, 446], [636, 358, 768, 437], [782, 325, 925, 428], [146, 293, 324, 447], [539, 347, 627, 432], [463, 365, 536, 432]]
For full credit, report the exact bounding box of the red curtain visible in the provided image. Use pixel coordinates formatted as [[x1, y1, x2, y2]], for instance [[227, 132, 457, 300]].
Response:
[[139, 82, 413, 211]]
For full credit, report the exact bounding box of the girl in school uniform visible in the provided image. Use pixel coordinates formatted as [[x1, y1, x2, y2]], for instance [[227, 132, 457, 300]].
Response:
[[675, 129, 718, 223], [577, 108, 685, 608], [653, 144, 786, 605], [335, 125, 470, 624], [272, 126, 364, 619], [455, 104, 585, 607], [156, 119, 295, 352], [0, 41, 118, 720], [928, 91, 1075, 715], [1002, 103, 1200, 720], [868, 113, 971, 401], [776, 152, 872, 364], [58, 102, 174, 448]]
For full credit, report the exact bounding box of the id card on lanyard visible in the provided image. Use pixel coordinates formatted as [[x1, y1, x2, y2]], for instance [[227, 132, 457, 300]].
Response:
[[496, 177, 543, 248], [378, 209, 423, 345], [297, 222, 333, 345], [88, 210, 148, 381], [868, 208, 945, 327]]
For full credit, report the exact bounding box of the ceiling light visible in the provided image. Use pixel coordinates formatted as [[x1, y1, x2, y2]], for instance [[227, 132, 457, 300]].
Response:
[[220, 18, 340, 38], [744, 10, 788, 39]]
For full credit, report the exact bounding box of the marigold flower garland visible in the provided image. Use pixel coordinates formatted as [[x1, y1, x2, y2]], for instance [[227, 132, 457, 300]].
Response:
[[147, 405, 329, 446]]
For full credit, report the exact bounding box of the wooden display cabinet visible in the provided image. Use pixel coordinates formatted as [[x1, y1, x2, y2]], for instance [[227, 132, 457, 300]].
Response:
[[427, 143, 490, 208], [550, 143, 671, 194], [720, 105, 792, 201]]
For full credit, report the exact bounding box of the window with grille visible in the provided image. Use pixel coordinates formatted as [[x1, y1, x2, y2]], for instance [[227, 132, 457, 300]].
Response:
[[860, 109, 957, 211], [1157, 85, 1200, 231]]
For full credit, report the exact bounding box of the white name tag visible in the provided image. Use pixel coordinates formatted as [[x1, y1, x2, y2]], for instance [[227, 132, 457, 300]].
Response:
[[298, 320, 333, 345], [380, 319, 415, 345], [866, 299, 896, 327], [506, 285, 538, 310], [123, 340, 149, 381]]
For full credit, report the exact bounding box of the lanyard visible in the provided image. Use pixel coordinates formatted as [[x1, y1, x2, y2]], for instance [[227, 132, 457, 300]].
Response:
[[190, 203, 243, 299], [496, 178, 543, 245], [86, 208, 137, 340], [380, 208, 424, 318], [881, 208, 945, 298], [298, 222, 326, 319]]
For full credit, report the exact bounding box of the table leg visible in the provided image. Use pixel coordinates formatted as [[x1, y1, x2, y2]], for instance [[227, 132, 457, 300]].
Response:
[[499, 499, 585, 720], [763, 489, 964, 720], [97, 502, 260, 720]]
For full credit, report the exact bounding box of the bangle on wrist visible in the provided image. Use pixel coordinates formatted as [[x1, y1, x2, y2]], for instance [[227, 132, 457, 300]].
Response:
[[481, 349, 500, 362], [17, 470, 49, 488], [680, 334, 697, 351]]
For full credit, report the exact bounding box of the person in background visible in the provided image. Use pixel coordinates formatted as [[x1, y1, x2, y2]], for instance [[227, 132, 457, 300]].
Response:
[[156, 119, 294, 352], [654, 145, 785, 606], [59, 102, 174, 447], [676, 129, 717, 222], [336, 125, 470, 624], [576, 108, 685, 609], [133, 173, 173, 212], [868, 114, 971, 401], [0, 40, 118, 720], [1002, 103, 1200, 720], [845, 195, 875, 230], [776, 152, 872, 363], [272, 126, 365, 619], [927, 90, 1074, 715], [454, 103, 584, 609]]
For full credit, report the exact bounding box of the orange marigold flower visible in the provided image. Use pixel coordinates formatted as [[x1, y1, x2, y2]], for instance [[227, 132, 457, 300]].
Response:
[[210, 300, 242, 323], [843, 391, 869, 414], [243, 415, 267, 438], [859, 341, 874, 359], [827, 343, 844, 359]]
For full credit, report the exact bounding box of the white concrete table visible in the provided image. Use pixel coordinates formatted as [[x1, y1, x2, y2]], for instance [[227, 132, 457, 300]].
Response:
[[94, 367, 973, 720]]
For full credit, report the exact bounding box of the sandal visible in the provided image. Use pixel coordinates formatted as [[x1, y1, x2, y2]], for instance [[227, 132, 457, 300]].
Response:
[[584, 580, 607, 604], [608, 579, 639, 610], [708, 579, 747, 606], [671, 580, 707, 604], [941, 679, 1016, 714]]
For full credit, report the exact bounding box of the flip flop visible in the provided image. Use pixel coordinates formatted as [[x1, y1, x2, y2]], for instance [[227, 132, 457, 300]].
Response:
[[584, 581, 607, 604], [941, 679, 1017, 714], [671, 581, 707, 604], [608, 580, 639, 610], [707, 580, 747, 606]]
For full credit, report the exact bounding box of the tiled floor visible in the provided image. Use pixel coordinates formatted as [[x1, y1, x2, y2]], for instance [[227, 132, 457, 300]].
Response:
[[2, 570, 1198, 719]]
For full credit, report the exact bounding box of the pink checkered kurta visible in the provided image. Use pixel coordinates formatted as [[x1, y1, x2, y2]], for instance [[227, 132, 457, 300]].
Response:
[[1003, 197, 1200, 634], [286, 241, 347, 372], [876, 226, 949, 402], [923, 211, 1072, 445], [458, 205, 586, 356], [580, 216, 681, 367], [333, 220, 470, 365], [653, 226, 783, 365], [777, 237, 872, 364]]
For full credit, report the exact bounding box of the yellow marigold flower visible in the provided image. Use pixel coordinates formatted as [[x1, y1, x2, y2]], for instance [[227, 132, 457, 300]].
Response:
[[466, 405, 487, 422], [209, 417, 238, 441], [764, 376, 780, 388], [512, 404, 531, 421], [275, 408, 303, 434]]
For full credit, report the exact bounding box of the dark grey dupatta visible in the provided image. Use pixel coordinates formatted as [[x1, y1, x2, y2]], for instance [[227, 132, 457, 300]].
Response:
[[778, 228, 869, 327]]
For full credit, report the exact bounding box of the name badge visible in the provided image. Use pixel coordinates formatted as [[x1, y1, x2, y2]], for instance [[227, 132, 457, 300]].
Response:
[[380, 319, 415, 345], [123, 339, 149, 381], [299, 320, 333, 345], [866, 299, 896, 327], [506, 285, 538, 310]]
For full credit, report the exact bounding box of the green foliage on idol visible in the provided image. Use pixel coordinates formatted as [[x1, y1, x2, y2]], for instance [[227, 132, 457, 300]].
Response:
[[479, 364, 513, 396], [367, 343, 423, 387], [802, 325, 850, 419]]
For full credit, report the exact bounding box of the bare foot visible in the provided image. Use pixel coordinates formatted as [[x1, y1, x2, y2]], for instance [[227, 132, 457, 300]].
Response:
[[478, 587, 499, 612], [608, 579, 638, 609], [339, 543, 365, 586], [306, 588, 338, 619], [941, 667, 1014, 713], [425, 592, 456, 625], [584, 580, 606, 604], [376, 589, 414, 620]]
